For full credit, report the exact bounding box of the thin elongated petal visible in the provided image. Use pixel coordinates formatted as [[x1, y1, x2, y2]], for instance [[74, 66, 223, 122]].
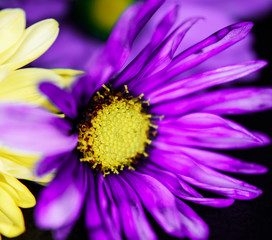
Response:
[[71, 75, 98, 109], [140, 21, 254, 93], [108, 175, 156, 240], [35, 156, 86, 229], [35, 152, 71, 177], [139, 164, 234, 207], [113, 4, 179, 88], [150, 149, 262, 199], [39, 82, 78, 119], [152, 87, 272, 116], [89, 0, 164, 86], [0, 104, 77, 155], [157, 113, 268, 149], [153, 142, 267, 174], [0, 19, 59, 70], [122, 170, 182, 236], [147, 60, 266, 104], [193, 88, 272, 115], [129, 17, 203, 92], [86, 172, 121, 240], [85, 170, 106, 238]]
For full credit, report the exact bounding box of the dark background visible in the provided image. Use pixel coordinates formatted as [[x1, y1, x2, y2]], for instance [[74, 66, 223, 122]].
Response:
[[3, 11, 272, 240]]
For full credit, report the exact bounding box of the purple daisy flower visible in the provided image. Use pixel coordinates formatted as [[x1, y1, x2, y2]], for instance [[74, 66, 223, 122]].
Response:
[[0, 1, 272, 239]]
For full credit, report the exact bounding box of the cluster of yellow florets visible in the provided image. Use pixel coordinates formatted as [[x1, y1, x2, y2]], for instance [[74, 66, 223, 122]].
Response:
[[77, 86, 153, 175]]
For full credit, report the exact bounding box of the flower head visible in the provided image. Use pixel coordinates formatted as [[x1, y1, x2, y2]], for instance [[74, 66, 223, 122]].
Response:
[[0, 1, 271, 240]]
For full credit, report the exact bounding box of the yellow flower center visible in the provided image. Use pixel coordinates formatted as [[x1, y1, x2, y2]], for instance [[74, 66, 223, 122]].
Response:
[[77, 86, 152, 175]]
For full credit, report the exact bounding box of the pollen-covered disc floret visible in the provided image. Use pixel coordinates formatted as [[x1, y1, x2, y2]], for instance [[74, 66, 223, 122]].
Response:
[[77, 85, 153, 175]]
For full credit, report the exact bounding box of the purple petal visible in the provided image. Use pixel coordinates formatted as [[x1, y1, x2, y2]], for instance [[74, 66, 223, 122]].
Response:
[[121, 170, 182, 236], [146, 60, 266, 104], [139, 21, 254, 93], [0, 104, 78, 155], [149, 149, 263, 199], [128, 17, 203, 91], [176, 199, 209, 240], [153, 142, 267, 174], [88, 0, 164, 86], [193, 88, 272, 115], [85, 172, 121, 240], [113, 4, 179, 88], [157, 113, 268, 149], [107, 174, 156, 240], [35, 155, 86, 229], [39, 82, 78, 119], [71, 75, 98, 109], [35, 152, 73, 177], [139, 164, 235, 208], [152, 87, 272, 116]]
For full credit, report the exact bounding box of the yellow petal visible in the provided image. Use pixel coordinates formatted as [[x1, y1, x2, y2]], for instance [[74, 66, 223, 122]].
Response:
[[0, 172, 36, 208], [0, 9, 25, 55], [0, 184, 25, 238], [0, 145, 38, 179], [0, 19, 59, 70], [0, 157, 35, 180], [0, 68, 68, 111], [0, 146, 53, 183]]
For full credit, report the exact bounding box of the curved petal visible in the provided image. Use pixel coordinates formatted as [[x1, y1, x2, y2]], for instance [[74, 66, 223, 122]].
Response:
[[152, 87, 272, 116], [0, 172, 35, 208], [147, 60, 266, 104], [150, 149, 263, 199], [85, 172, 121, 240], [1, 18, 59, 70], [39, 82, 78, 119], [129, 17, 203, 92], [122, 170, 182, 236], [35, 155, 86, 229], [114, 4, 183, 88], [139, 164, 234, 208], [152, 142, 267, 174], [193, 88, 272, 115], [157, 113, 269, 149], [141, 21, 254, 93], [0, 104, 77, 155], [107, 174, 156, 240], [0, 182, 25, 238], [35, 152, 71, 177], [176, 199, 209, 240], [71, 74, 98, 109], [0, 145, 38, 175], [0, 9, 25, 56], [90, 0, 164, 86]]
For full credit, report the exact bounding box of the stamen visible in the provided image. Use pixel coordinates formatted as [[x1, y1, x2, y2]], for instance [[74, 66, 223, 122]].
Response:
[[77, 86, 155, 175]]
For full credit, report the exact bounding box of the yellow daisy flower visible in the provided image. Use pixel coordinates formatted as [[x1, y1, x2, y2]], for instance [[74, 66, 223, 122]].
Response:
[[0, 8, 82, 238]]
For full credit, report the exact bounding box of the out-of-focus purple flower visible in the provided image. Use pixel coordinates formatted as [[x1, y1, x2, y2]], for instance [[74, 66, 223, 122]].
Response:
[[0, 1, 272, 240], [1, 0, 272, 73]]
